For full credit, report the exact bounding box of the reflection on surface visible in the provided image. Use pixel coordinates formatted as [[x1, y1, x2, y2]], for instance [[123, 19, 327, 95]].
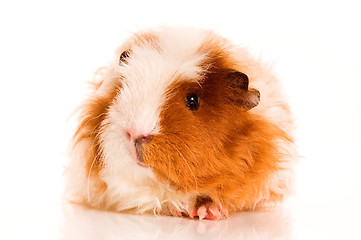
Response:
[[61, 203, 293, 240]]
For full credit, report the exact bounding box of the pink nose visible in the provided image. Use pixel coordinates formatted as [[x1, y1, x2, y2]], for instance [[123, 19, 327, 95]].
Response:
[[126, 131, 153, 144], [135, 135, 153, 144]]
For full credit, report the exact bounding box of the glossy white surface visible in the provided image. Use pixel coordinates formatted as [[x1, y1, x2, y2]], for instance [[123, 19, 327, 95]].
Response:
[[61, 204, 293, 240], [1, 0, 360, 239]]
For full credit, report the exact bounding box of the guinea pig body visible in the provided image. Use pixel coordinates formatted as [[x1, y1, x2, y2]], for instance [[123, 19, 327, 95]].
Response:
[[67, 27, 296, 220]]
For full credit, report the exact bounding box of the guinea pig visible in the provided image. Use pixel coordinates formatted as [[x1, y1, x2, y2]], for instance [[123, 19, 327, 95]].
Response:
[[67, 27, 297, 220]]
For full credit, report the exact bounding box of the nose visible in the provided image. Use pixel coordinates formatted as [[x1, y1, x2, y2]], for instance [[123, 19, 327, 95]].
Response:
[[126, 131, 153, 145], [135, 135, 153, 145]]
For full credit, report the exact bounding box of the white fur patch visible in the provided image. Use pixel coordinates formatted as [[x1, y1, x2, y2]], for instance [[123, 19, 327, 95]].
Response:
[[98, 27, 210, 212]]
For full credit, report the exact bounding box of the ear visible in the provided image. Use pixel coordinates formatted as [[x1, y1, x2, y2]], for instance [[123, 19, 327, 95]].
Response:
[[226, 70, 260, 109], [119, 50, 130, 65], [238, 88, 260, 109], [227, 71, 249, 90]]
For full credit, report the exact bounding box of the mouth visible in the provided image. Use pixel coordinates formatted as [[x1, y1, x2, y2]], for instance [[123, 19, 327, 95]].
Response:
[[128, 145, 148, 168], [135, 142, 149, 168]]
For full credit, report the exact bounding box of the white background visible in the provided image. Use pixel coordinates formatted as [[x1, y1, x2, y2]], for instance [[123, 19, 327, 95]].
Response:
[[0, 0, 360, 239]]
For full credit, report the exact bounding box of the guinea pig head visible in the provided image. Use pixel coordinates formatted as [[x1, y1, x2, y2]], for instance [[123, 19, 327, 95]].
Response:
[[136, 65, 262, 194]]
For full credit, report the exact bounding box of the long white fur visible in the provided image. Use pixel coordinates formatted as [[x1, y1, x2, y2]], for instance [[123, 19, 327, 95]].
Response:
[[95, 27, 208, 213], [67, 27, 296, 214]]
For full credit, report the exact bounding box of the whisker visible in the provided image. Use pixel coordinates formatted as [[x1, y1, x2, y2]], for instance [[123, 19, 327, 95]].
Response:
[[86, 122, 106, 203], [165, 133, 201, 192], [167, 133, 199, 168], [84, 112, 107, 126], [87, 154, 97, 203], [167, 142, 199, 191]]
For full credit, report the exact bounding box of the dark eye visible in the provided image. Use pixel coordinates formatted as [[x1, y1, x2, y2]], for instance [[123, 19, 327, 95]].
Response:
[[119, 50, 130, 64], [185, 93, 200, 111]]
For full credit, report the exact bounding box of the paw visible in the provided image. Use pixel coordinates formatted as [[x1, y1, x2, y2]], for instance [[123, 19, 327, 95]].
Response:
[[188, 198, 228, 220]]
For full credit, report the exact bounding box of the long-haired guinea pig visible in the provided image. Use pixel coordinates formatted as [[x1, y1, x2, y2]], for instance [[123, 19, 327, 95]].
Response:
[[67, 27, 297, 220]]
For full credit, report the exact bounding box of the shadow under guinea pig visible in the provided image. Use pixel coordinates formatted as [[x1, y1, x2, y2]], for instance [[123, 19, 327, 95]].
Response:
[[60, 203, 293, 240]]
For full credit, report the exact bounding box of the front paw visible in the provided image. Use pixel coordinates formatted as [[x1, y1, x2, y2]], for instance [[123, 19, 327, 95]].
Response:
[[187, 197, 228, 220]]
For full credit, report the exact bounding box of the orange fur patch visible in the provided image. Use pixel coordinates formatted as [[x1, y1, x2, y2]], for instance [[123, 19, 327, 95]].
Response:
[[73, 75, 122, 194], [141, 39, 293, 213], [133, 32, 161, 51]]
